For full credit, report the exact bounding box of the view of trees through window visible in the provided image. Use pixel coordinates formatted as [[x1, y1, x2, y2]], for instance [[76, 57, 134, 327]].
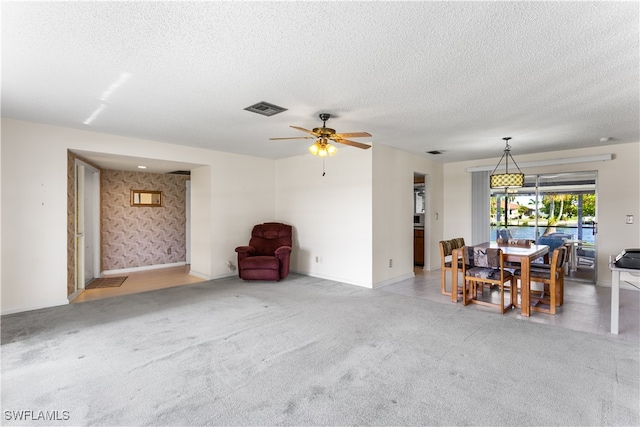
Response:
[[489, 171, 597, 283], [490, 171, 597, 243]]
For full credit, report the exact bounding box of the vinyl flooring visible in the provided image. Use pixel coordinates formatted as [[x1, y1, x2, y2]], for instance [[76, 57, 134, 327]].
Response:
[[378, 266, 640, 343], [71, 265, 205, 303]]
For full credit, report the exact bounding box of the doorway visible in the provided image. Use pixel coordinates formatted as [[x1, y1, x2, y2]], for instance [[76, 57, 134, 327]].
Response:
[[414, 173, 426, 270], [74, 160, 101, 295]]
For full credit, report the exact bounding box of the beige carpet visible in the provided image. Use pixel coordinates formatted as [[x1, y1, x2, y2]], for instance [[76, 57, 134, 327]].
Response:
[[84, 276, 127, 289], [1, 273, 638, 426]]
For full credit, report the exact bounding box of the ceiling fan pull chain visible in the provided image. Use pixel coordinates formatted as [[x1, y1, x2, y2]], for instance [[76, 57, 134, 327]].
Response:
[[322, 157, 326, 176]]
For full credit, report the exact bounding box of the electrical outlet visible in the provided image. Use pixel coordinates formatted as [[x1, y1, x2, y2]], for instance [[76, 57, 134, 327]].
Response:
[[626, 215, 634, 224], [167, 247, 172, 255]]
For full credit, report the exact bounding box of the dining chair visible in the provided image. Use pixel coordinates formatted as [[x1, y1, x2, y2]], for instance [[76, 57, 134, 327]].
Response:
[[513, 246, 566, 314], [439, 238, 465, 296], [461, 246, 513, 313]]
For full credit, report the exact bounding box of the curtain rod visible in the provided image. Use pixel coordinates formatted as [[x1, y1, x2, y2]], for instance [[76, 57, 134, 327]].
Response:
[[466, 154, 612, 173]]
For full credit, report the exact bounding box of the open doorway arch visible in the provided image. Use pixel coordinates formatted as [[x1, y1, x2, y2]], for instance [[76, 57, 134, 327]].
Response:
[[414, 173, 427, 272]]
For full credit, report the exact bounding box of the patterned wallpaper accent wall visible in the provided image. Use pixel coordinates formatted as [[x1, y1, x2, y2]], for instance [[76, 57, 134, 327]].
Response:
[[67, 151, 77, 296], [101, 170, 189, 271]]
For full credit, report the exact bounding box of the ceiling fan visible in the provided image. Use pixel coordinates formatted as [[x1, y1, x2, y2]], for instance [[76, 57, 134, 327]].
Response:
[[270, 113, 372, 157]]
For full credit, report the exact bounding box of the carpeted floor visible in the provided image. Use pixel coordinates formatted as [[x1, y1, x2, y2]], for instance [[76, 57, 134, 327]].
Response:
[[1, 274, 638, 426]]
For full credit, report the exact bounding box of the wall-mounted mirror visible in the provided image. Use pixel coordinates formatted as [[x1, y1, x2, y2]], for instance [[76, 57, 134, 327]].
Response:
[[131, 190, 162, 207]]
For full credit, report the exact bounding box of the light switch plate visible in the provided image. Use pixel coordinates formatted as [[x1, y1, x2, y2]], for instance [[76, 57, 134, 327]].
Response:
[[626, 215, 634, 224]]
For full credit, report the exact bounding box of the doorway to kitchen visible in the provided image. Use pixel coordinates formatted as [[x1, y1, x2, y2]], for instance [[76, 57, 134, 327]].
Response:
[[414, 173, 426, 271]]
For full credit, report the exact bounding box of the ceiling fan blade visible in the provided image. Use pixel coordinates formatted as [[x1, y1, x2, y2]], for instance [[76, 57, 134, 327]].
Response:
[[269, 136, 315, 140], [290, 126, 320, 137], [333, 138, 372, 150], [334, 132, 372, 139]]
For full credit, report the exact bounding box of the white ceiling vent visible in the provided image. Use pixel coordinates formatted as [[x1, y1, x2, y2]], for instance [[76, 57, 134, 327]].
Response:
[[244, 101, 287, 117]]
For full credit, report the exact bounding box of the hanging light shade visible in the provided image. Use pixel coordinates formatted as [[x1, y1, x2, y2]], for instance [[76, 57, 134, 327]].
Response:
[[308, 138, 337, 157], [308, 142, 319, 156], [489, 137, 524, 189]]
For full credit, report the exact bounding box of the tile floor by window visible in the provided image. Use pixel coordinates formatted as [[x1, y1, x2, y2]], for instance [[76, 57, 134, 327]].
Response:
[[379, 267, 640, 343]]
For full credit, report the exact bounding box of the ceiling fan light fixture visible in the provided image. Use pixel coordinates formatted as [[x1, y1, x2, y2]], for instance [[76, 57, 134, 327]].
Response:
[[274, 113, 369, 161], [308, 138, 337, 157]]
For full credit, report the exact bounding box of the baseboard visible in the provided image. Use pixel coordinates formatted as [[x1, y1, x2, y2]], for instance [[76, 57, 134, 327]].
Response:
[[189, 270, 213, 280], [101, 262, 186, 276], [208, 271, 237, 280], [1, 299, 70, 316], [292, 270, 373, 289], [596, 281, 640, 291], [67, 289, 84, 302], [373, 272, 415, 289], [293, 270, 415, 289]]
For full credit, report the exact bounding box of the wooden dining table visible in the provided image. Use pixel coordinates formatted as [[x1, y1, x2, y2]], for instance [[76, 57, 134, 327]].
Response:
[[450, 242, 550, 317]]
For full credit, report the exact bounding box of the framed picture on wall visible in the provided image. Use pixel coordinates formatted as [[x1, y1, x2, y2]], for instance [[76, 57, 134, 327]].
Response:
[[131, 190, 162, 207]]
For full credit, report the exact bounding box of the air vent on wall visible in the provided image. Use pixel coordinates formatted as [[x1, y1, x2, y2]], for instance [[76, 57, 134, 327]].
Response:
[[244, 101, 287, 117], [167, 170, 191, 176]]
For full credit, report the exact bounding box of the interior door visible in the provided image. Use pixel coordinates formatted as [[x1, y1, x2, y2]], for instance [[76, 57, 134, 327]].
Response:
[[75, 160, 100, 292], [83, 166, 100, 283]]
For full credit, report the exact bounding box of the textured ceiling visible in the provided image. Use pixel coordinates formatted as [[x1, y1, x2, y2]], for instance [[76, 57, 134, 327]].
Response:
[[2, 1, 638, 171]]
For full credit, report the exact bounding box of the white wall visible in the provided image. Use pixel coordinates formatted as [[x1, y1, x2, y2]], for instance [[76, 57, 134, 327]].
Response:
[[2, 119, 70, 312], [275, 148, 374, 287], [210, 151, 276, 277], [372, 144, 444, 287], [1, 118, 275, 314], [189, 166, 212, 279], [6, 115, 631, 313], [1, 118, 443, 312], [443, 142, 640, 286]]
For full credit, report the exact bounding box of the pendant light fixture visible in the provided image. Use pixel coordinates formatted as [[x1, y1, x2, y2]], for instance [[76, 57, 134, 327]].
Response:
[[490, 137, 524, 189]]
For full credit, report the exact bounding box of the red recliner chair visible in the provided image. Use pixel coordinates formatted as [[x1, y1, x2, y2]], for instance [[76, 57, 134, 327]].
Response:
[[235, 222, 292, 281]]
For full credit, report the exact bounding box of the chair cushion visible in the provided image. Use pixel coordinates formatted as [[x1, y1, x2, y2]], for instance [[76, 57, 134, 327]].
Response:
[[443, 260, 464, 269], [249, 223, 293, 256], [451, 238, 465, 249], [440, 240, 453, 257], [467, 247, 502, 268], [537, 236, 566, 252], [467, 267, 512, 281], [241, 256, 279, 270], [528, 264, 552, 271], [240, 268, 280, 281], [514, 268, 553, 279]]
